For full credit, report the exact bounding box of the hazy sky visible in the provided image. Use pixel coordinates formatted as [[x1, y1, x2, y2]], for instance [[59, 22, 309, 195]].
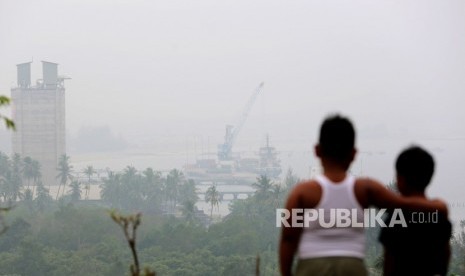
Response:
[[1, 0, 465, 218]]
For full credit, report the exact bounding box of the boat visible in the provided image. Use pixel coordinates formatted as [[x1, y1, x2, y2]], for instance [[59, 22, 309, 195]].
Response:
[[184, 136, 281, 185]]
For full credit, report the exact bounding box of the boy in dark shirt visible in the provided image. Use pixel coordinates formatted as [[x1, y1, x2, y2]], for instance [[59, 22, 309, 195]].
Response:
[[379, 146, 452, 276]]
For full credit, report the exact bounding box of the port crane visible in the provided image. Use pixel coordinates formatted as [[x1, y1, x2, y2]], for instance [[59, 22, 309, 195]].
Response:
[[217, 82, 264, 161]]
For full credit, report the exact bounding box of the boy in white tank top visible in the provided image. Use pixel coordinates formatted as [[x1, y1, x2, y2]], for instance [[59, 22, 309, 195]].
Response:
[[279, 115, 448, 276]]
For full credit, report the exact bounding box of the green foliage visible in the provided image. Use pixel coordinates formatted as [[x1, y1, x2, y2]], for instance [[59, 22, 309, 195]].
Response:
[[100, 167, 196, 215], [0, 95, 15, 130], [0, 154, 23, 201], [0, 152, 48, 234], [35, 181, 53, 212], [0, 188, 284, 275], [365, 223, 382, 273], [450, 220, 465, 274], [56, 154, 73, 200], [284, 168, 300, 189], [386, 180, 398, 192], [83, 165, 96, 199], [0, 160, 462, 275], [180, 200, 199, 225], [68, 180, 82, 202], [205, 184, 220, 219]]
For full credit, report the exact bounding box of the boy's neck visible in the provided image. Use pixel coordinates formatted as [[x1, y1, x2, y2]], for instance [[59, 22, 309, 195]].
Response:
[[322, 163, 347, 182]]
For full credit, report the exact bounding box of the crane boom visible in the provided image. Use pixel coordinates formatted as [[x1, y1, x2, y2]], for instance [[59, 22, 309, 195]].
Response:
[[218, 82, 264, 160]]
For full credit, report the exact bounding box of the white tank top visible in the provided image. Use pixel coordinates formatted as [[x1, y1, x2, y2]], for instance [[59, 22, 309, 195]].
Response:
[[298, 174, 365, 259]]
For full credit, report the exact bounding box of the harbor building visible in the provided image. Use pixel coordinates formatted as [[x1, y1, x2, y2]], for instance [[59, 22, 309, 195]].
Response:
[[11, 61, 68, 186]]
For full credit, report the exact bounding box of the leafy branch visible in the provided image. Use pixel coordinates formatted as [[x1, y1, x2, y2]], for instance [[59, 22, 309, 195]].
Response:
[[110, 210, 155, 276], [0, 95, 15, 130]]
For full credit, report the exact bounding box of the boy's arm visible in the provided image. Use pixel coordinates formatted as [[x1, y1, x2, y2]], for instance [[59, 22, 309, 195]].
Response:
[[361, 178, 448, 213], [279, 185, 303, 276]]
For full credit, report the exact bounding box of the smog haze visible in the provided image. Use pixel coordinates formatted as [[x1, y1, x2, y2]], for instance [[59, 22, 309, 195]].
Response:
[[1, 0, 465, 221]]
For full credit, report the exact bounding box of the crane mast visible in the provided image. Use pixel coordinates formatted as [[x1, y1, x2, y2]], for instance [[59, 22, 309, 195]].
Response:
[[218, 82, 264, 161]]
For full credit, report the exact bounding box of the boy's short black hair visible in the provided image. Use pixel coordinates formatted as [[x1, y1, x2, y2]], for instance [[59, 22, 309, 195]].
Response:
[[396, 146, 435, 191], [318, 114, 355, 165]]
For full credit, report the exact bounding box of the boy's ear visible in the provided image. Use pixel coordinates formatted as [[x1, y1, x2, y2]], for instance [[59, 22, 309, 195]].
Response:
[[351, 148, 357, 162], [396, 174, 406, 194], [315, 144, 321, 158]]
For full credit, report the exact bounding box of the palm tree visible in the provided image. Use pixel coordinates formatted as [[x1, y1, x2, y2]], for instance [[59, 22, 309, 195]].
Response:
[[142, 168, 163, 211], [121, 166, 143, 210], [123, 166, 137, 179], [34, 181, 52, 212], [284, 168, 300, 190], [83, 165, 96, 199], [23, 188, 34, 212], [165, 169, 184, 212], [56, 154, 73, 200], [181, 200, 197, 225], [0, 152, 10, 178], [30, 160, 41, 196], [205, 184, 221, 220], [252, 175, 273, 199], [0, 175, 8, 202], [22, 156, 34, 190], [69, 180, 81, 203], [100, 171, 122, 208], [179, 179, 198, 204], [0, 152, 10, 202], [387, 180, 398, 192], [9, 153, 23, 202]]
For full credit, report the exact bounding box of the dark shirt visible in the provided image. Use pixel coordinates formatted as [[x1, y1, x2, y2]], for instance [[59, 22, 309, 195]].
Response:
[[379, 210, 452, 276]]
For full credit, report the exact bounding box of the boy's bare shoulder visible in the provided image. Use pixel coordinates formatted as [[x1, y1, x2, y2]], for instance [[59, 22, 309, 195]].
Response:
[[287, 179, 322, 208], [290, 179, 322, 197], [293, 179, 320, 191]]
